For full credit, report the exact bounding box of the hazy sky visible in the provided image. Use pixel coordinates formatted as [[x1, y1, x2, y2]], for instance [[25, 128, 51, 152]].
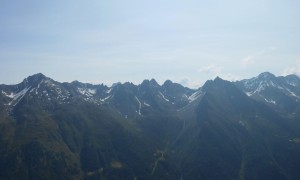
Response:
[[1, 0, 300, 88]]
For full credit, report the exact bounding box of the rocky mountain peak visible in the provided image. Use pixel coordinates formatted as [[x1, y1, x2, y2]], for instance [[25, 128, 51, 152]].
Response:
[[257, 72, 276, 80], [21, 73, 48, 87]]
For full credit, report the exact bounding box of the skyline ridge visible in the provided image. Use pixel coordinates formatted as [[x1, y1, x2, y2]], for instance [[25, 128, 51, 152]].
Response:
[[2, 71, 298, 89]]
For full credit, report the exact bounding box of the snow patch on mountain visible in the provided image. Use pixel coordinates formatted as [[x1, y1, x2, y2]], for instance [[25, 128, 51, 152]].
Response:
[[264, 98, 276, 105], [100, 95, 112, 102], [286, 89, 300, 99], [158, 92, 169, 102], [2, 90, 15, 98], [182, 94, 189, 99], [29, 88, 34, 92], [245, 92, 252, 96], [135, 96, 142, 115], [188, 90, 203, 102], [7, 87, 31, 106], [252, 81, 266, 93], [242, 79, 284, 96], [287, 82, 297, 87], [43, 79, 56, 87], [106, 88, 112, 94], [78, 88, 96, 97]]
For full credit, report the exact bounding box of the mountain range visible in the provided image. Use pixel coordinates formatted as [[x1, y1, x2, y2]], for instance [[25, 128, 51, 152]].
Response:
[[1, 72, 300, 179]]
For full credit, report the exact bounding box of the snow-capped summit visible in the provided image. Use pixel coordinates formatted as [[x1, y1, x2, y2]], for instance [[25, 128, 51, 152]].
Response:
[[236, 72, 283, 96], [235, 72, 300, 112]]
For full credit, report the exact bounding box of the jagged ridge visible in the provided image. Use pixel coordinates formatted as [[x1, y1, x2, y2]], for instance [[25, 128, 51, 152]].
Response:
[[0, 72, 300, 179]]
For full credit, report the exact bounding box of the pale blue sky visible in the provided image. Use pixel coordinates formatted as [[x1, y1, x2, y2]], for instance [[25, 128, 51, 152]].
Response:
[[1, 0, 300, 88]]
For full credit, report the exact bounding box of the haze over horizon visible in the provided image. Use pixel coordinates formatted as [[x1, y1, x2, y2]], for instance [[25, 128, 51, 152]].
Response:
[[1, 0, 300, 88]]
